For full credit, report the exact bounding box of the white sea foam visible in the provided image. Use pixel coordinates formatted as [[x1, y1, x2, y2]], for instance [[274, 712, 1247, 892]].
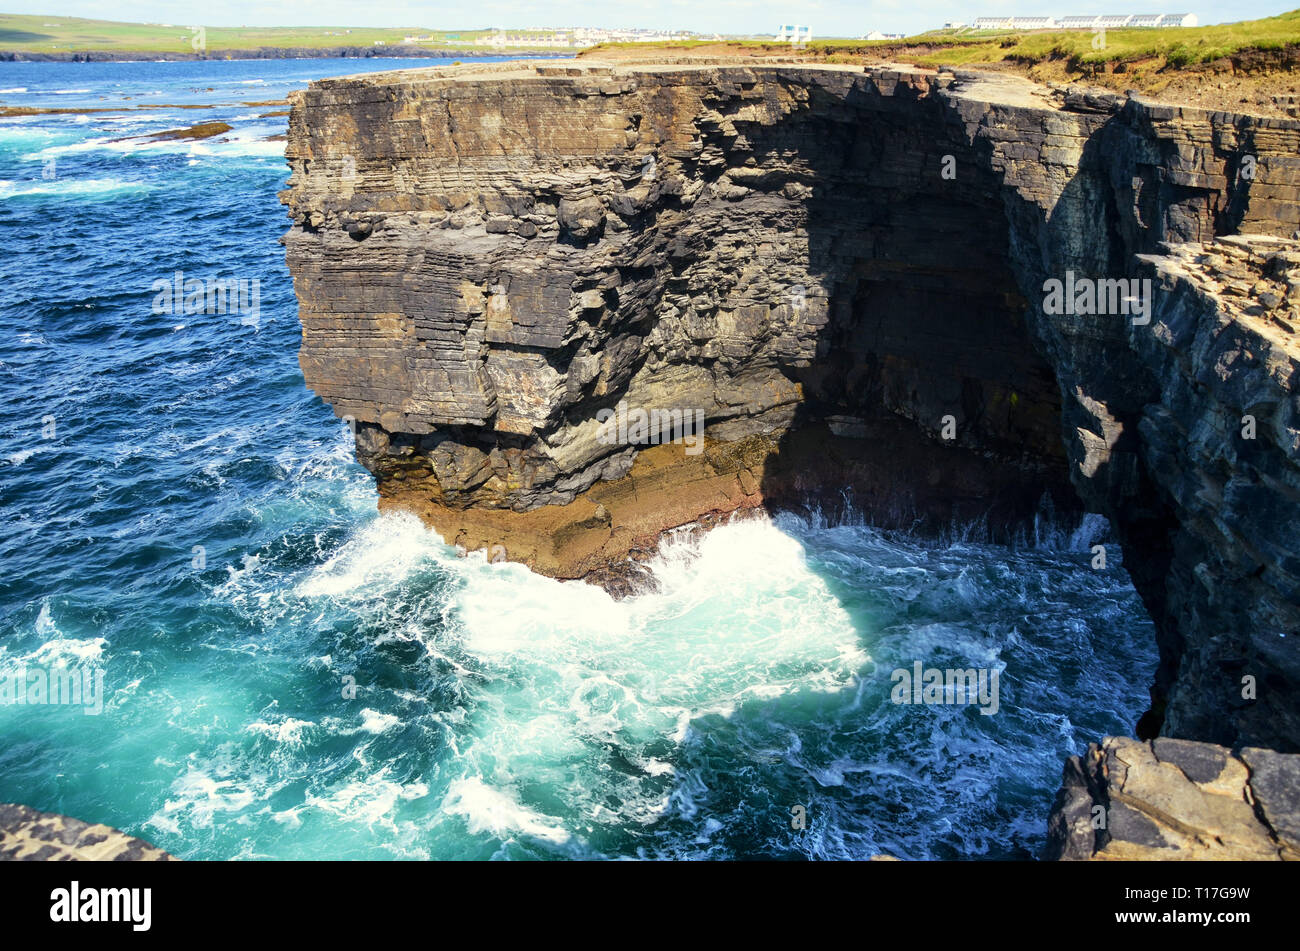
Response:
[[358, 708, 399, 734], [441, 777, 571, 845], [430, 512, 868, 844], [295, 511, 444, 599], [304, 772, 428, 826], [0, 177, 147, 199], [247, 717, 313, 746], [153, 767, 257, 829]]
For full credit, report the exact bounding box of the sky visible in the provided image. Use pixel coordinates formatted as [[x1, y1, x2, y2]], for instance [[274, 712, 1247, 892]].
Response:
[[6, 1, 1296, 37]]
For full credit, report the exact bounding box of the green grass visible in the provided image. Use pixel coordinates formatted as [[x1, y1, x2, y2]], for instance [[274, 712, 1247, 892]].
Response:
[[0, 14, 502, 53], [587, 10, 1300, 72], [4, 10, 1298, 69], [897, 11, 1300, 68]]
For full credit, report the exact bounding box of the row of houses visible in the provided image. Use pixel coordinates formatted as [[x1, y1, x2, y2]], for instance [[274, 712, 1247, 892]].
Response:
[[472, 27, 696, 48], [967, 13, 1198, 30]]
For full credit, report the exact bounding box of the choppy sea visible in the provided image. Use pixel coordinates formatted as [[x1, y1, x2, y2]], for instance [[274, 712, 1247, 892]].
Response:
[[0, 57, 1157, 859]]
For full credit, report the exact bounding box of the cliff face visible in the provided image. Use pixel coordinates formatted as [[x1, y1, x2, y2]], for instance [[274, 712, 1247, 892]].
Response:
[[282, 61, 1300, 751]]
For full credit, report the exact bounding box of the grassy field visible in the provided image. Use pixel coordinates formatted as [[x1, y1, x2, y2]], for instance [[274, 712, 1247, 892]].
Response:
[[3, 10, 1297, 74], [881, 9, 1300, 69], [587, 10, 1300, 72], [0, 14, 499, 53]]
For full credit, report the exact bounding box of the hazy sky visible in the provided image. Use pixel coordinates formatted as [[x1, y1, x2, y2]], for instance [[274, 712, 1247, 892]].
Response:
[[8, 1, 1296, 37]]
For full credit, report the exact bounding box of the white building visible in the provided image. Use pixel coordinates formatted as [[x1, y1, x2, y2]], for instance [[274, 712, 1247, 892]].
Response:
[[473, 27, 695, 48]]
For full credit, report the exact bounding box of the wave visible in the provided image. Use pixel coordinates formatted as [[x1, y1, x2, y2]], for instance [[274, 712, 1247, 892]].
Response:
[[0, 177, 149, 199], [441, 777, 573, 848]]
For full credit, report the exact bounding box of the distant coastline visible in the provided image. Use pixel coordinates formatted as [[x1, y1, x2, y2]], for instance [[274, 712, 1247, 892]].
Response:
[[0, 47, 561, 63]]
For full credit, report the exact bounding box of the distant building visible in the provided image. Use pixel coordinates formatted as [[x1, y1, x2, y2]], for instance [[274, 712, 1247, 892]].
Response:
[[472, 27, 695, 48]]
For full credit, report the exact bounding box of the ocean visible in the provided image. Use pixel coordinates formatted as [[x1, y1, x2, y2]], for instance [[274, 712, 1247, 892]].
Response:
[[0, 57, 1157, 860]]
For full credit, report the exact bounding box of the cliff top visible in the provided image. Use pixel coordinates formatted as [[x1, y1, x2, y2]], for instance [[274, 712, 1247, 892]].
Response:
[[302, 59, 1298, 128]]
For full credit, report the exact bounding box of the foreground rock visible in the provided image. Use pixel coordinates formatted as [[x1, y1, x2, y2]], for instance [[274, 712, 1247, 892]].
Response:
[[1046, 736, 1300, 860], [0, 803, 173, 861]]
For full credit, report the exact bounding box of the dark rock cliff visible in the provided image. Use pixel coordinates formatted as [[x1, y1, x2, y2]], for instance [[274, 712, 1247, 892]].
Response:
[[281, 60, 1300, 754]]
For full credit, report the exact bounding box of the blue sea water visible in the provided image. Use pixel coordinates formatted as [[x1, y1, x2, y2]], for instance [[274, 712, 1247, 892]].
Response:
[[0, 58, 1158, 860]]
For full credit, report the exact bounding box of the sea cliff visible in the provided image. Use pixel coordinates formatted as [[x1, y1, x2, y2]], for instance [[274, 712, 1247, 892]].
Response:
[[281, 60, 1300, 763]]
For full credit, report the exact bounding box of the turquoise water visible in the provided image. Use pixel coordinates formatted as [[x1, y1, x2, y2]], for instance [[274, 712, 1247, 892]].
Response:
[[0, 59, 1157, 860]]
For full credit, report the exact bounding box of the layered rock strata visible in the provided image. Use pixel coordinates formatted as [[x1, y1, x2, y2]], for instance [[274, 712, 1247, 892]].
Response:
[[282, 61, 1300, 752]]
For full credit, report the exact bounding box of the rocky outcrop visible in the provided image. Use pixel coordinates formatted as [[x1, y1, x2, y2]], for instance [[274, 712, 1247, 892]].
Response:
[[0, 803, 174, 861], [1046, 736, 1300, 860], [281, 60, 1300, 752]]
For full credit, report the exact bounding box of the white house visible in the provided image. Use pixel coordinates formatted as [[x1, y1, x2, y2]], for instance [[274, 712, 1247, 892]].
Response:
[[1012, 16, 1057, 28]]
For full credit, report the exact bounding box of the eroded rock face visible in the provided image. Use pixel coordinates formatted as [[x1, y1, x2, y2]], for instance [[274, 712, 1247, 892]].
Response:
[[283, 63, 1080, 569], [1131, 238, 1300, 749], [1046, 736, 1300, 860], [282, 61, 1300, 750], [0, 803, 174, 861]]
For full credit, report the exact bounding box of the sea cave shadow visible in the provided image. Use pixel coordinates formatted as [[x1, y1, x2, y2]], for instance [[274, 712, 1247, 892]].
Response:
[[723, 77, 1206, 747]]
